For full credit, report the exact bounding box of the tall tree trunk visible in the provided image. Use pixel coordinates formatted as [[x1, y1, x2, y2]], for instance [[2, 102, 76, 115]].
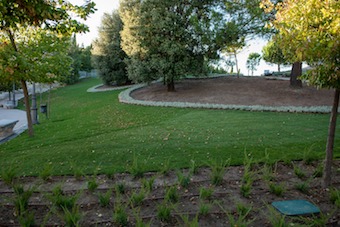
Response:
[[7, 28, 34, 137], [323, 89, 340, 188], [21, 80, 34, 137], [167, 79, 175, 92], [278, 64, 281, 73], [290, 62, 302, 88]]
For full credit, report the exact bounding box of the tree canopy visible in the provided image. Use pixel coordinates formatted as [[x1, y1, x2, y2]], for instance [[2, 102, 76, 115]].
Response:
[[0, 27, 72, 84], [0, 0, 95, 137], [262, 37, 288, 72], [120, 0, 228, 91], [261, 0, 339, 187], [92, 10, 129, 86], [246, 52, 261, 76]]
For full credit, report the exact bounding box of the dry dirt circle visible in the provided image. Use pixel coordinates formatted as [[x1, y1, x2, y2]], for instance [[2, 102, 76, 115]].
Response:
[[131, 76, 334, 107]]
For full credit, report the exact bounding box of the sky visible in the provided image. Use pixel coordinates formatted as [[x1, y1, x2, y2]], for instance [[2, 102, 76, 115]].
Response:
[[70, 0, 287, 76]]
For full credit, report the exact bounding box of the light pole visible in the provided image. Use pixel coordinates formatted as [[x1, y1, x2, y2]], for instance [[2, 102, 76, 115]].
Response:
[[12, 82, 16, 107], [31, 83, 39, 124]]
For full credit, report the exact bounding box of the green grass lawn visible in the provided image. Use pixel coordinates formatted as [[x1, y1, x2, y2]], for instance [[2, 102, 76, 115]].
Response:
[[1, 78, 339, 176]]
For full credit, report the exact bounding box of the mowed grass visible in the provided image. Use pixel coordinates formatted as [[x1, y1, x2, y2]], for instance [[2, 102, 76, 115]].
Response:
[[1, 78, 339, 176]]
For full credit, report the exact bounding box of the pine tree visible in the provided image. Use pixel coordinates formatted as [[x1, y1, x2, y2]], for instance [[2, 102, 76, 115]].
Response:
[[92, 10, 129, 86]]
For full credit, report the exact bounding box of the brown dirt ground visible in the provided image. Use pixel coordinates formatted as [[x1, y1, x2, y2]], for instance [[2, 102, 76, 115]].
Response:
[[1, 77, 339, 226], [0, 161, 339, 226], [131, 76, 334, 107]]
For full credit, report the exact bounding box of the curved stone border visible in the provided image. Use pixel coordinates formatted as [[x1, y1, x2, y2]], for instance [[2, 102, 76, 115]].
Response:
[[119, 83, 334, 114], [87, 84, 134, 93]]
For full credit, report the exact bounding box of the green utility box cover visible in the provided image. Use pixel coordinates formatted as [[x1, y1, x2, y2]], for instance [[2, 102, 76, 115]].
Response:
[[272, 200, 320, 216]]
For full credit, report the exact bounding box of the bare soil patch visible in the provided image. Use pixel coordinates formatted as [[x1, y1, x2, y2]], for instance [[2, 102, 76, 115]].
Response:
[[0, 160, 339, 226], [131, 76, 334, 107]]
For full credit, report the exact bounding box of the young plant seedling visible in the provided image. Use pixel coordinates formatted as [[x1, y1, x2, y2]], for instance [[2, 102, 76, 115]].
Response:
[[209, 158, 230, 186], [165, 186, 179, 204], [199, 187, 213, 201], [1, 165, 17, 186], [269, 182, 285, 197], [330, 188, 340, 208], [157, 202, 172, 222], [141, 177, 155, 193], [293, 164, 306, 179], [177, 171, 191, 189], [87, 177, 99, 192], [198, 202, 211, 216], [39, 164, 53, 181], [127, 155, 144, 178], [98, 189, 112, 207], [115, 183, 126, 195], [130, 190, 145, 207], [113, 205, 128, 226]]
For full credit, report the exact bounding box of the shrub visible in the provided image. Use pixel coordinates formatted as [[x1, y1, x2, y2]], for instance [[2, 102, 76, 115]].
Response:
[[115, 183, 126, 195], [330, 188, 340, 208], [13, 184, 33, 216], [210, 159, 230, 186], [295, 182, 309, 194], [141, 177, 155, 193], [199, 202, 211, 216], [177, 171, 191, 189], [157, 203, 172, 222], [62, 205, 81, 227], [113, 206, 128, 226], [165, 186, 179, 204], [87, 178, 98, 192], [293, 165, 306, 179], [130, 190, 145, 207], [127, 155, 144, 178], [269, 183, 285, 197], [98, 190, 112, 207], [1, 165, 17, 185], [199, 187, 213, 201]]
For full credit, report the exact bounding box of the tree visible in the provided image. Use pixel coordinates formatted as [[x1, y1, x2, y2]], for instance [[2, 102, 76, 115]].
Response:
[[92, 10, 129, 86], [246, 52, 261, 76], [0, 0, 95, 137], [222, 36, 245, 77], [220, 0, 280, 77], [261, 0, 340, 187], [262, 37, 288, 72], [120, 0, 226, 91], [79, 45, 92, 72], [225, 59, 236, 74], [63, 34, 81, 85], [0, 78, 20, 101], [224, 0, 277, 37]]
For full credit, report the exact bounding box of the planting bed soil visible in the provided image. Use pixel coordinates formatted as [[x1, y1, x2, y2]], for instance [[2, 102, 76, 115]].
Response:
[[0, 160, 339, 226]]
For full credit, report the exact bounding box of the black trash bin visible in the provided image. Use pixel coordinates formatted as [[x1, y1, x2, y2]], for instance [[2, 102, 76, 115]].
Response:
[[40, 104, 47, 113]]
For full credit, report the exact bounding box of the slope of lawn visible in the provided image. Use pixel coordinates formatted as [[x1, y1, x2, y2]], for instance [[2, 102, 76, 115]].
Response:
[[1, 77, 339, 176]]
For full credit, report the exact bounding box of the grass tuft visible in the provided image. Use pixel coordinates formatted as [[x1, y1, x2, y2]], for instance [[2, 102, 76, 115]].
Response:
[[210, 159, 230, 186], [199, 187, 213, 201], [157, 202, 172, 222], [269, 182, 285, 197], [98, 190, 112, 207], [165, 186, 179, 204]]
